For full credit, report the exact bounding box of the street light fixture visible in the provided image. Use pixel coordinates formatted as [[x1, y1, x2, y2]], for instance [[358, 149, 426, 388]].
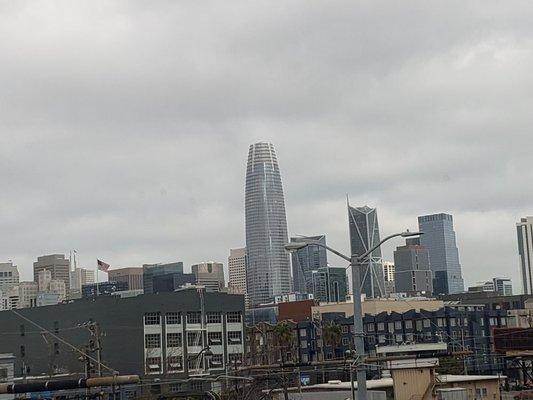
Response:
[[284, 230, 423, 400]]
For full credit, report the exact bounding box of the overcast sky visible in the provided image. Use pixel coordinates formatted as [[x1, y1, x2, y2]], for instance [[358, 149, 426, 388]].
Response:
[[1, 1, 531, 292]]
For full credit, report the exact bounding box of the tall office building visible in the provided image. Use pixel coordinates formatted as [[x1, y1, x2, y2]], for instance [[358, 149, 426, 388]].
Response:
[[70, 267, 95, 292], [228, 248, 247, 295], [393, 238, 433, 295], [348, 205, 386, 298], [418, 213, 464, 294], [245, 142, 291, 306], [311, 266, 348, 303], [517, 217, 533, 295], [493, 277, 513, 296], [108, 267, 144, 291], [382, 261, 395, 296], [191, 262, 225, 292], [142, 262, 184, 295], [33, 254, 71, 292], [0, 262, 19, 292], [291, 235, 328, 294]]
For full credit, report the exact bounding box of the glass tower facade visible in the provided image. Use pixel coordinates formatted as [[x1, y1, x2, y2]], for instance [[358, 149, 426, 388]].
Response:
[[517, 217, 533, 295], [291, 235, 328, 295], [311, 266, 348, 303], [418, 213, 464, 294], [245, 142, 291, 306], [348, 205, 385, 298]]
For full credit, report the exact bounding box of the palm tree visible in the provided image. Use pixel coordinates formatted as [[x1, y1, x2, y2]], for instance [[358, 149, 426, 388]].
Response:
[[322, 320, 343, 359], [273, 320, 295, 365]]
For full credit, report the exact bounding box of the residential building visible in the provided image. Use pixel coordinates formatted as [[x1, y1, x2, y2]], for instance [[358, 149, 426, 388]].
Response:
[[152, 273, 196, 293], [393, 238, 433, 295], [108, 267, 144, 291], [382, 262, 395, 296], [191, 262, 225, 292], [143, 262, 184, 295], [311, 266, 347, 303], [245, 142, 291, 306], [290, 235, 327, 295], [0, 263, 19, 292], [0, 289, 245, 394], [517, 217, 533, 295], [348, 205, 386, 298], [81, 281, 129, 298], [418, 213, 464, 294], [228, 248, 247, 298], [33, 254, 70, 292]]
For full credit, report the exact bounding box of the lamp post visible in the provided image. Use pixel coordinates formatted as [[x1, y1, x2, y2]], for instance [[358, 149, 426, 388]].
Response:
[[285, 230, 423, 400]]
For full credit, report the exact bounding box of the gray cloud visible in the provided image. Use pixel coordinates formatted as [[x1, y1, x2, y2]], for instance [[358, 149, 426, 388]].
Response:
[[0, 1, 531, 291]]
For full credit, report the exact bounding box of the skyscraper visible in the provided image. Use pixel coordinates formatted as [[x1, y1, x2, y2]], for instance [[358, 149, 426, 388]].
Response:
[[517, 217, 533, 295], [393, 238, 433, 295], [348, 205, 385, 298], [311, 266, 348, 303], [245, 142, 291, 306], [418, 213, 464, 294], [33, 254, 70, 292], [142, 262, 183, 294], [191, 262, 225, 292], [382, 261, 395, 296], [228, 247, 247, 296], [291, 235, 328, 294]]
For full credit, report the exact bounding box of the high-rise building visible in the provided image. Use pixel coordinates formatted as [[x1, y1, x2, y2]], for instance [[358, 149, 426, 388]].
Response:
[[382, 261, 395, 296], [348, 205, 385, 298], [418, 213, 464, 294], [517, 217, 533, 295], [228, 248, 247, 296], [108, 267, 144, 291], [393, 238, 433, 295], [142, 262, 183, 294], [191, 262, 225, 292], [33, 254, 70, 292], [0, 262, 19, 292], [245, 142, 291, 306], [17, 282, 38, 309], [311, 266, 348, 303], [70, 267, 95, 292], [493, 277, 513, 296], [291, 235, 328, 295]]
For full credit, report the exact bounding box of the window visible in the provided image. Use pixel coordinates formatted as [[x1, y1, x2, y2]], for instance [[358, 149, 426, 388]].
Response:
[[300, 339, 308, 349], [187, 312, 202, 324], [395, 321, 402, 330], [166, 312, 181, 325], [395, 334, 403, 343], [206, 312, 221, 324], [490, 318, 498, 326], [437, 318, 444, 327], [378, 335, 386, 344], [54, 343, 59, 355], [209, 354, 224, 368], [0, 368, 7, 380], [416, 320, 423, 331], [167, 333, 182, 347], [501, 317, 507, 326], [299, 328, 307, 337], [228, 353, 243, 365], [190, 381, 203, 392], [228, 331, 242, 344], [144, 313, 160, 325], [450, 318, 456, 327], [406, 333, 414, 342], [145, 334, 161, 348], [405, 320, 413, 329], [20, 324, 25, 337], [20, 345, 25, 357], [342, 337, 349, 346], [169, 383, 182, 393], [187, 332, 203, 347], [423, 319, 431, 328], [208, 332, 223, 345], [167, 356, 183, 372], [388, 322, 394, 332], [366, 324, 375, 332], [227, 312, 242, 323], [146, 357, 161, 372]]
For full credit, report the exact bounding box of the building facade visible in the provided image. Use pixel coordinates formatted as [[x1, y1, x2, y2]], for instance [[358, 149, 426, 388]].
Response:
[[245, 142, 291, 306], [418, 213, 464, 294], [382, 262, 395, 296], [348, 205, 386, 297], [228, 248, 247, 297], [152, 273, 196, 293], [290, 235, 328, 295], [33, 254, 71, 293], [191, 262, 225, 292], [393, 239, 433, 295], [69, 267, 95, 292], [143, 262, 184, 295], [517, 217, 533, 295], [493, 277, 513, 296], [108, 267, 144, 291], [81, 281, 129, 297], [311, 266, 347, 303], [0, 263, 19, 293]]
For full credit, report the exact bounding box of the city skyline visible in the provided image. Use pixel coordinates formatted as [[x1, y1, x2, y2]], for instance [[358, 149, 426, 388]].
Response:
[[1, 2, 532, 294]]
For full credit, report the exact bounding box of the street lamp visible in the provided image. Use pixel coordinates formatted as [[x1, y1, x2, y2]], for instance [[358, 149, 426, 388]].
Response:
[[284, 230, 423, 400]]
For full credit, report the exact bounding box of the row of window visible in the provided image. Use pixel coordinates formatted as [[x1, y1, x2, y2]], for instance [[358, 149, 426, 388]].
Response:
[[145, 331, 243, 348], [144, 311, 242, 325], [145, 353, 243, 373], [364, 316, 506, 332]]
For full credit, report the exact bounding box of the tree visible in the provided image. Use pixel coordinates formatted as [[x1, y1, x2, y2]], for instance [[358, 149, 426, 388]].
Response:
[[322, 321, 343, 359], [273, 320, 295, 365]]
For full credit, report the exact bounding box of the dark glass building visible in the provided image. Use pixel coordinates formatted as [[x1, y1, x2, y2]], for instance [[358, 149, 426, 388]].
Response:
[[311, 266, 348, 303], [142, 262, 184, 295], [348, 205, 385, 297], [291, 235, 328, 295]]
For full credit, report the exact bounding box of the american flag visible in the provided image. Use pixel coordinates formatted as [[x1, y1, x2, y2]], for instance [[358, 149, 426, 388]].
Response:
[[97, 259, 110, 272]]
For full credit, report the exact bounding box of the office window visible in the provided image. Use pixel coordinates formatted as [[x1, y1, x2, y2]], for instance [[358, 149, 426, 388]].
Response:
[[208, 332, 223, 345], [166, 312, 181, 325], [145, 334, 161, 348], [146, 357, 161, 372], [209, 354, 223, 368], [228, 331, 242, 344], [227, 312, 242, 323], [167, 333, 182, 347], [187, 312, 202, 324], [206, 312, 222, 324], [167, 356, 183, 372], [187, 332, 202, 347], [144, 313, 160, 325]]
